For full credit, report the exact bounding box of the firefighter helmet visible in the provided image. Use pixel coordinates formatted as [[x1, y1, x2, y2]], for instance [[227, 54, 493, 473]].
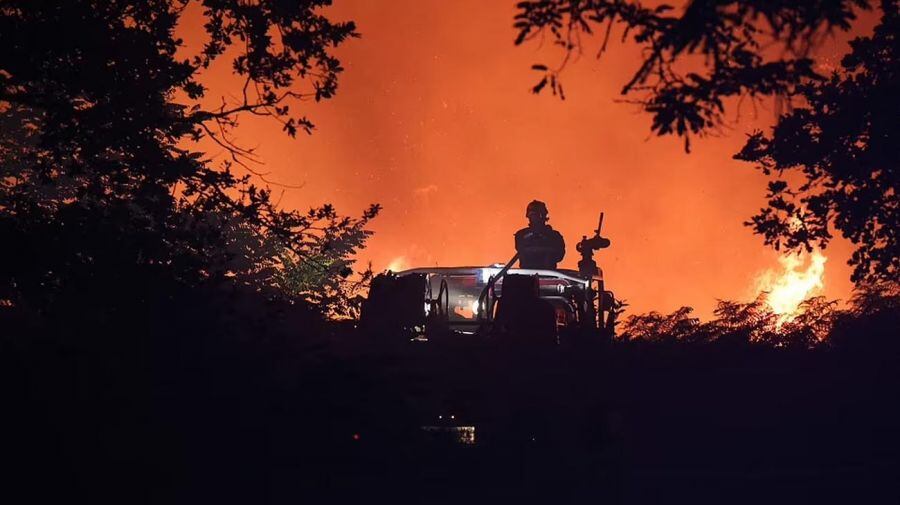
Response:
[[525, 200, 549, 220]]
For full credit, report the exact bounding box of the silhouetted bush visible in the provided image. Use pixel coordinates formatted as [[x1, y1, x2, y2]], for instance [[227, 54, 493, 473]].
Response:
[[4, 279, 899, 504], [619, 282, 898, 351]]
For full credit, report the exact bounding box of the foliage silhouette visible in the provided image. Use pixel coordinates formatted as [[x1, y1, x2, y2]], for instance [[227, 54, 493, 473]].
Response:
[[513, 0, 870, 150], [1, 2, 898, 503], [619, 281, 896, 349], [273, 205, 378, 318], [618, 305, 703, 343], [735, 2, 899, 284], [512, 0, 898, 287], [3, 270, 898, 504], [847, 278, 900, 315], [0, 0, 377, 317]]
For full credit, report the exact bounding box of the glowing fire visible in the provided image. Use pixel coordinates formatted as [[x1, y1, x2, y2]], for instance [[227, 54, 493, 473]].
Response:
[[755, 249, 827, 325], [386, 256, 409, 272]]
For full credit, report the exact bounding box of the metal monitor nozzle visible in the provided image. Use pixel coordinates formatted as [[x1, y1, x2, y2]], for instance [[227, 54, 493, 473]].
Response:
[[577, 212, 610, 278], [577, 213, 611, 254]]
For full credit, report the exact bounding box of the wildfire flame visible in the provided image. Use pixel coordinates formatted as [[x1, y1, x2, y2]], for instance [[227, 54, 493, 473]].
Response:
[[386, 256, 409, 272], [755, 249, 827, 325]]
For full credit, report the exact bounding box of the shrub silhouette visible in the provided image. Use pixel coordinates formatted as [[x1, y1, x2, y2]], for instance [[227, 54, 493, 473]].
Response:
[[618, 282, 896, 350]]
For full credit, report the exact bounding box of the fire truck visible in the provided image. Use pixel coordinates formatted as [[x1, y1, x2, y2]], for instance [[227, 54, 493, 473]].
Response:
[[360, 215, 618, 342]]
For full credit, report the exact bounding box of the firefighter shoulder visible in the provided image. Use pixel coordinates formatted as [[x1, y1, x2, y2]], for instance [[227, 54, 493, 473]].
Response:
[[515, 225, 565, 270]]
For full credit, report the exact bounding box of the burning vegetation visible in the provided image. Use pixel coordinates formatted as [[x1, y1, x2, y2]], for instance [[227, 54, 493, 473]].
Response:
[[618, 280, 898, 349], [755, 250, 828, 326]]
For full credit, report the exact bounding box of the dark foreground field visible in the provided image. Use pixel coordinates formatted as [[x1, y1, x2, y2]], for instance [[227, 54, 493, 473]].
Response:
[[3, 304, 898, 504]]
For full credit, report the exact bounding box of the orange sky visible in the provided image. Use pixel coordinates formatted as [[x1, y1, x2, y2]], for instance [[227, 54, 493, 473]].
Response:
[[186, 0, 872, 318]]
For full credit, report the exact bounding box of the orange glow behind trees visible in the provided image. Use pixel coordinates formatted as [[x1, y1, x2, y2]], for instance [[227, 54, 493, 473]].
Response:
[[180, 0, 874, 317]]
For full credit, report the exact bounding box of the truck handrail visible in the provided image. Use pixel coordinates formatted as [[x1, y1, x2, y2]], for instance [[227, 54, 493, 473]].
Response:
[[476, 253, 518, 321]]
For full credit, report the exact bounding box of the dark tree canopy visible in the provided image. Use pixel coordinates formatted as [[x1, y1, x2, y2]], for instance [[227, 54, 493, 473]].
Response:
[[513, 0, 897, 285], [735, 3, 898, 284], [514, 0, 870, 150], [0, 0, 377, 317]]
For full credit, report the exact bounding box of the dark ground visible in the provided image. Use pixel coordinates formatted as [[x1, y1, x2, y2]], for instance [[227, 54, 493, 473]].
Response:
[[3, 302, 898, 504]]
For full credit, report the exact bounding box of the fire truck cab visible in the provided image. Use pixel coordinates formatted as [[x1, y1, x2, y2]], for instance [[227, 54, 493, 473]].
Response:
[[359, 264, 617, 341]]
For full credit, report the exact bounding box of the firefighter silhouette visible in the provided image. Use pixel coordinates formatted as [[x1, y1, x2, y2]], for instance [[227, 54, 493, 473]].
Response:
[[515, 200, 565, 269]]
